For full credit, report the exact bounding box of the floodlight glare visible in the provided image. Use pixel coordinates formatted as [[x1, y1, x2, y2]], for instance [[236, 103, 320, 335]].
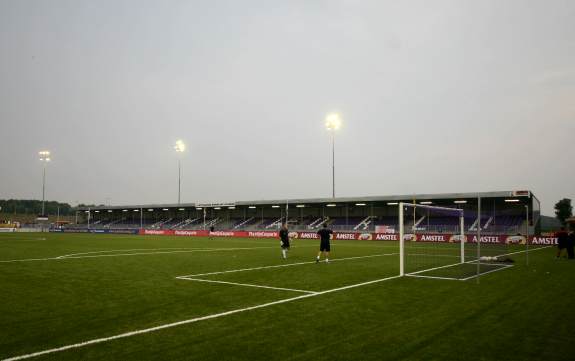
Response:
[[248, 206, 256, 209], [325, 113, 342, 131], [174, 140, 186, 153], [355, 203, 367, 206], [39, 150, 51, 162]]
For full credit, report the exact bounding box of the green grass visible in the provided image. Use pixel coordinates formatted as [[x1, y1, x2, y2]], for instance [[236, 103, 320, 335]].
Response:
[[0, 232, 573, 360]]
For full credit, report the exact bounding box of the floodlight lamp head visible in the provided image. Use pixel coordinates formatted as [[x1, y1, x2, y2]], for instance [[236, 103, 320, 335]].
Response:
[[325, 113, 342, 131], [39, 150, 51, 162], [174, 140, 186, 153]]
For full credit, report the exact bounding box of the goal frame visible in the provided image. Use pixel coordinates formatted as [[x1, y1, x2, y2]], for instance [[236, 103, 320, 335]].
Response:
[[399, 202, 465, 276]]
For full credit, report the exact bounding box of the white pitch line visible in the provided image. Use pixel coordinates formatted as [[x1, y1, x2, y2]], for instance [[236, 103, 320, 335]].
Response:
[[0, 246, 306, 264], [177, 253, 398, 279], [405, 246, 551, 279], [405, 274, 462, 281], [459, 264, 514, 281], [406, 261, 467, 276], [406, 253, 460, 258], [1, 274, 402, 361], [406, 263, 513, 281], [182, 278, 318, 294], [55, 248, 213, 259]]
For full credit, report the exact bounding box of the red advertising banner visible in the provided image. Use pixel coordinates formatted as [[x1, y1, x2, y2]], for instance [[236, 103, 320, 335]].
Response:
[[138, 229, 558, 245]]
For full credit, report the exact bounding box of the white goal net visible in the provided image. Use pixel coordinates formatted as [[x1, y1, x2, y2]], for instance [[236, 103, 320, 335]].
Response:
[[399, 202, 513, 281]]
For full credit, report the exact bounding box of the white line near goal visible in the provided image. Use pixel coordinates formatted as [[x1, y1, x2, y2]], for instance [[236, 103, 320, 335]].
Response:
[[1, 275, 402, 361], [404, 246, 551, 281], [181, 278, 318, 294], [176, 253, 397, 279]]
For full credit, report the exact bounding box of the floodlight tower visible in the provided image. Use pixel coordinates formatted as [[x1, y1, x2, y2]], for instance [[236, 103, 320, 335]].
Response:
[[174, 140, 186, 204], [38, 150, 51, 216], [325, 113, 342, 198]]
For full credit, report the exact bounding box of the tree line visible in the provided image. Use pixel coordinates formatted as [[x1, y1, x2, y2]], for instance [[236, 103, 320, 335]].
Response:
[[0, 199, 100, 216], [555, 198, 573, 226]]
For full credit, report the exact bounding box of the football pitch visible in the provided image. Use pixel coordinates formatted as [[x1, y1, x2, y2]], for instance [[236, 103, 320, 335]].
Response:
[[1, 233, 573, 361]]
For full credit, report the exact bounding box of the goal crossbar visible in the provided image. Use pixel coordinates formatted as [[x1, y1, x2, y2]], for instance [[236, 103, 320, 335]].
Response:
[[400, 203, 464, 215]]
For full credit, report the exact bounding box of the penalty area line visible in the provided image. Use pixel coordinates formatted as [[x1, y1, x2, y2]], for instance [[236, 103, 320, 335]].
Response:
[[182, 278, 318, 294], [177, 253, 398, 279], [1, 274, 401, 361]]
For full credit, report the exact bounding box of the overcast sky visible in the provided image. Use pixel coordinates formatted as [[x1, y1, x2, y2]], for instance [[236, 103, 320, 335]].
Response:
[[0, 0, 574, 215]]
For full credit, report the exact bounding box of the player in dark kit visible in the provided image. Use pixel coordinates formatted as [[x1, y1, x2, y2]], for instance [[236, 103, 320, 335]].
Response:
[[279, 224, 290, 259], [557, 227, 569, 258], [316, 223, 333, 263]]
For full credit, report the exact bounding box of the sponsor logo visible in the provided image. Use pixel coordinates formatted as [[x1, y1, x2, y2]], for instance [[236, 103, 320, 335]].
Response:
[[358, 233, 373, 240], [336, 233, 357, 240], [210, 231, 235, 237], [175, 230, 202, 236], [449, 235, 467, 243], [531, 237, 557, 245], [375, 233, 398, 241], [109, 229, 139, 234], [143, 230, 168, 235], [247, 231, 278, 238], [505, 235, 526, 245], [419, 234, 447, 242], [404, 234, 416, 241], [299, 232, 319, 239], [469, 235, 501, 244]]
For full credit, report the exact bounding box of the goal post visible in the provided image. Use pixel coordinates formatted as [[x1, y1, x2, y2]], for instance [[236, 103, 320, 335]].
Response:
[[399, 202, 467, 280]]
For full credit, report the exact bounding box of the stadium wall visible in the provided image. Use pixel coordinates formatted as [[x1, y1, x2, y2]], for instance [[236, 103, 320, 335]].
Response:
[[135, 229, 558, 245]]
